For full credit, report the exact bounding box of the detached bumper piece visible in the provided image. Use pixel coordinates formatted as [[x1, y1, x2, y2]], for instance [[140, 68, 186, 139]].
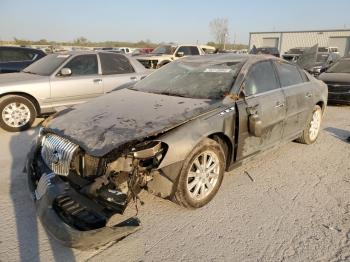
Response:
[[26, 159, 141, 250]]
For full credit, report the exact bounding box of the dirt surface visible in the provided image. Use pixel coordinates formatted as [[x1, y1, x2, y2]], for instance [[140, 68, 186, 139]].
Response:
[[0, 106, 349, 262]]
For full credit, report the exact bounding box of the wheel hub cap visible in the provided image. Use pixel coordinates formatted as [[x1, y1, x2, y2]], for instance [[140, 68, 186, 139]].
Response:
[[186, 151, 220, 200], [2, 102, 31, 128], [309, 109, 321, 141]]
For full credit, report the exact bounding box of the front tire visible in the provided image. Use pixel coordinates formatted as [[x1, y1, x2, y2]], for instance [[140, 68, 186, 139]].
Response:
[[174, 138, 225, 209], [297, 105, 322, 144], [0, 95, 36, 132]]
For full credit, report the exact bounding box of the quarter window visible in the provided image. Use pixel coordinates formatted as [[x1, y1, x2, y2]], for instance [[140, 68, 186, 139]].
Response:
[[275, 62, 303, 87], [244, 61, 279, 96], [99, 53, 135, 75], [64, 55, 98, 76]]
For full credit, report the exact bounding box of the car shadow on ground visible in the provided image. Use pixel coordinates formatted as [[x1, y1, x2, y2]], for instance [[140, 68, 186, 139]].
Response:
[[324, 127, 350, 143], [10, 124, 76, 262]]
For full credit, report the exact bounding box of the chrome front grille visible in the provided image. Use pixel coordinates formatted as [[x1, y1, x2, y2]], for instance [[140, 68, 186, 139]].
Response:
[[41, 133, 79, 176]]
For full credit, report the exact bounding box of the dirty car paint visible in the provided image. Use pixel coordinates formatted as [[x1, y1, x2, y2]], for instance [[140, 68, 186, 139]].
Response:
[[47, 88, 218, 156]]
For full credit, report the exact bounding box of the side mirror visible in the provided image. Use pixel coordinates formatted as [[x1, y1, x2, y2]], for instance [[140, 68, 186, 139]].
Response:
[[248, 113, 263, 137], [60, 68, 72, 76], [176, 52, 184, 57]]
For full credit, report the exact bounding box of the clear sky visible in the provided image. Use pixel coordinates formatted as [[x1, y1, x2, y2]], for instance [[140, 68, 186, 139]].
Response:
[[0, 0, 349, 44]]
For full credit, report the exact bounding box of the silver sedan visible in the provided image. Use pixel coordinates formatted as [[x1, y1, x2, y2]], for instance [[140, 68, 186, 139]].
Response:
[[0, 51, 151, 131]]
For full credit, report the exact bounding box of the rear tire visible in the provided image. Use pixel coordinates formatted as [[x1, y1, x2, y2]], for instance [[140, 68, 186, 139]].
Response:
[[173, 138, 225, 209], [296, 105, 322, 144], [0, 95, 36, 132]]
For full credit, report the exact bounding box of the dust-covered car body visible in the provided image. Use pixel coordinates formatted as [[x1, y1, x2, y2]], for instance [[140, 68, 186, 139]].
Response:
[[26, 54, 327, 248]]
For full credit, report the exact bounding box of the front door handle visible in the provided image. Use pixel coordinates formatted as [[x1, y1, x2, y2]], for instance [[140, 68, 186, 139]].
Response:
[[305, 92, 313, 98], [93, 79, 102, 84], [130, 76, 137, 80], [275, 101, 285, 108]]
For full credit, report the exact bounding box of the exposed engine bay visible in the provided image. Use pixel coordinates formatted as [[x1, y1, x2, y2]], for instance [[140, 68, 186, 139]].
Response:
[[27, 131, 168, 248]]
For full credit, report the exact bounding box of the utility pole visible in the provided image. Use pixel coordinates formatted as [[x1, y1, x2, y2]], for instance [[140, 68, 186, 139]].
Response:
[[223, 33, 228, 50]]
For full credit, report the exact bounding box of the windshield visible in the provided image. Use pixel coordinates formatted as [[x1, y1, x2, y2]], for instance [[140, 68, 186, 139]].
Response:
[[22, 54, 71, 76], [131, 60, 243, 99], [151, 45, 175, 55], [326, 59, 350, 73]]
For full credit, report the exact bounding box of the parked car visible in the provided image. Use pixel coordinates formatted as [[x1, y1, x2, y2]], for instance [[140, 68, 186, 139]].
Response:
[[0, 51, 151, 132], [136, 44, 205, 69], [318, 56, 350, 105], [282, 47, 306, 62], [26, 54, 327, 248], [250, 46, 280, 57], [0, 46, 46, 73], [296, 45, 340, 76]]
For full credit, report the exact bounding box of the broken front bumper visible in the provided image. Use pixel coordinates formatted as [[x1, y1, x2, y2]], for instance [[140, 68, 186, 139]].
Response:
[[25, 146, 141, 250]]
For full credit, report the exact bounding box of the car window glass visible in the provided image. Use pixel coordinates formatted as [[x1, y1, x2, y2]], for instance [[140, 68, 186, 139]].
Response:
[[244, 61, 279, 96], [177, 46, 199, 56], [0, 49, 35, 62], [99, 53, 135, 75], [64, 54, 98, 76], [275, 62, 303, 87], [299, 69, 309, 82]]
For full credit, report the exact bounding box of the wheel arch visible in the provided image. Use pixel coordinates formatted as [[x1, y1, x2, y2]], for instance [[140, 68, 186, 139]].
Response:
[[208, 132, 234, 171], [316, 100, 325, 113], [0, 92, 40, 115]]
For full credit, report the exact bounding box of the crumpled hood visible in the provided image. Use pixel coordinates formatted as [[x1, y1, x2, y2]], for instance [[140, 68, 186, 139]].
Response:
[[47, 89, 218, 157], [0, 72, 47, 86]]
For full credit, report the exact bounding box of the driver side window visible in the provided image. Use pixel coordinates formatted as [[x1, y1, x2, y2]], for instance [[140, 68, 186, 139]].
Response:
[[63, 55, 98, 76], [244, 61, 279, 96]]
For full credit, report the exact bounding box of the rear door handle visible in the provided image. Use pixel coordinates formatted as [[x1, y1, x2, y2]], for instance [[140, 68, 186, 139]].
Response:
[[305, 92, 313, 98], [93, 79, 102, 84], [130, 76, 137, 80], [275, 101, 285, 108]]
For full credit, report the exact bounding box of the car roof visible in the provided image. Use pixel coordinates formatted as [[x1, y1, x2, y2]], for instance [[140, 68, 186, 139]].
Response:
[[0, 46, 45, 53]]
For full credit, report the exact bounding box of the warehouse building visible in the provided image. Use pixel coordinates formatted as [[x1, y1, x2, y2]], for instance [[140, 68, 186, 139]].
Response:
[[249, 29, 350, 57]]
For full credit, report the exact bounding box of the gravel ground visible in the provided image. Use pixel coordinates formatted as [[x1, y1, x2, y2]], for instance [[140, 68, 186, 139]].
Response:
[[0, 106, 349, 262]]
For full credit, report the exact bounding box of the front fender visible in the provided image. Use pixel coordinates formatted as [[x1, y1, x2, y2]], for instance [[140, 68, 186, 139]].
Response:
[[158, 106, 236, 169]]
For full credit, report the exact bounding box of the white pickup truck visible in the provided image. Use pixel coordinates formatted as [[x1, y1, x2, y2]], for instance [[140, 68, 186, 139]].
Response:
[[136, 44, 205, 69]]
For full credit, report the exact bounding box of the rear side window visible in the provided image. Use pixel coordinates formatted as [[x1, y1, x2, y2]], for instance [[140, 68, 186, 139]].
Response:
[[244, 61, 279, 96], [64, 54, 98, 76], [0, 49, 36, 62], [275, 62, 303, 87], [99, 53, 135, 75]]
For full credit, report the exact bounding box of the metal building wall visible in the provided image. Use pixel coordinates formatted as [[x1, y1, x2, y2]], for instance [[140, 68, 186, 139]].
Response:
[[249, 30, 350, 56]]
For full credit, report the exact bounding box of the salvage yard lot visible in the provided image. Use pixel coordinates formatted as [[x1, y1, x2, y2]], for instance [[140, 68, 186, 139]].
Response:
[[0, 106, 349, 262]]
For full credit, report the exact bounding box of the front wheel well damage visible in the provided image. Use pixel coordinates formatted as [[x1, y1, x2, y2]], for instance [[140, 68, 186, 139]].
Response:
[[208, 133, 233, 171]]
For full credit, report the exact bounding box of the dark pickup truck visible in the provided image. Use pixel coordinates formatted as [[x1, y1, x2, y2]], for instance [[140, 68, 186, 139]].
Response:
[[26, 54, 328, 249]]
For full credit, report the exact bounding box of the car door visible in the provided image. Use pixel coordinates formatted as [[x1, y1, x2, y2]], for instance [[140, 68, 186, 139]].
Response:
[[273, 61, 314, 140], [235, 60, 286, 161], [49, 54, 103, 107], [99, 53, 140, 93]]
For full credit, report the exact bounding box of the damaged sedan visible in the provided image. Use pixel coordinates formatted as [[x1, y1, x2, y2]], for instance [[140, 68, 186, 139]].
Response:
[[26, 54, 328, 249]]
